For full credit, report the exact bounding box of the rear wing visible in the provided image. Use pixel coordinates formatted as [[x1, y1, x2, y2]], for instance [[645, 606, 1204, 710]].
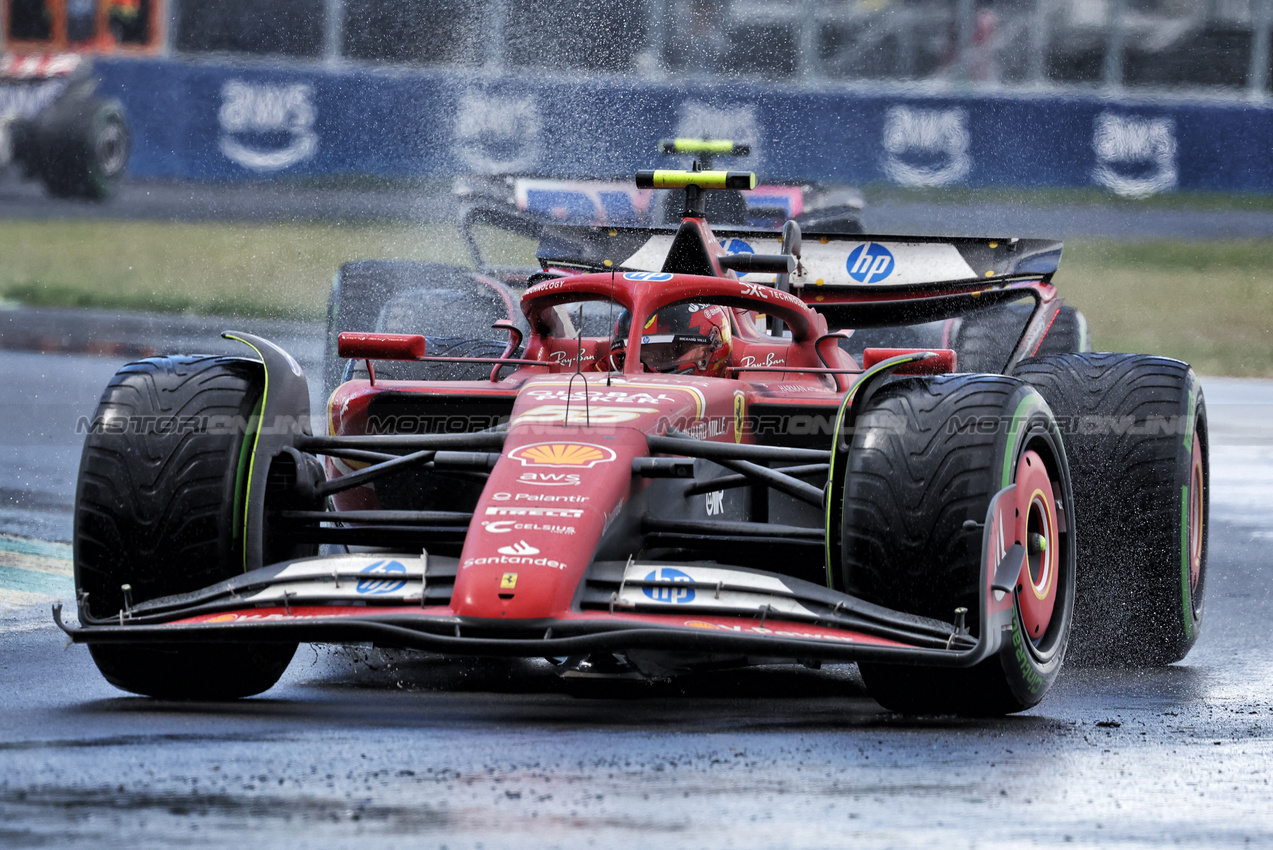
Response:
[[534, 225, 1063, 291]]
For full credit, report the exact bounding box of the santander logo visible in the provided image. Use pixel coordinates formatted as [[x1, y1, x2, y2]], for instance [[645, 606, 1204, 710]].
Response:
[[497, 540, 539, 556]]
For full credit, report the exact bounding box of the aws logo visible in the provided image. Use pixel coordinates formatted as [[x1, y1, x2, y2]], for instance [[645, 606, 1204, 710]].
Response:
[[218, 80, 317, 172], [846, 243, 895, 284], [519, 472, 580, 486]]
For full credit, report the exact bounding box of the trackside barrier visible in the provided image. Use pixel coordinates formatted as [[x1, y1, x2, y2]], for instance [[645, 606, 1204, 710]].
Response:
[[94, 57, 1273, 196]]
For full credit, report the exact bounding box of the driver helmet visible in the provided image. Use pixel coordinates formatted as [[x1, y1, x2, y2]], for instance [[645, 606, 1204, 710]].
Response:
[[614, 303, 732, 376]]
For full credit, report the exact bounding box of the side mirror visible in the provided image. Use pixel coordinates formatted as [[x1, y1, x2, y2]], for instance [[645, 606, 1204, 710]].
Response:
[[780, 219, 802, 260], [336, 332, 427, 361]]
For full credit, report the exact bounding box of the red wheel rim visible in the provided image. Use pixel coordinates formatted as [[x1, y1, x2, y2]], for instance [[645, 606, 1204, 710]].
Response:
[[1188, 433, 1204, 596], [1014, 449, 1059, 643]]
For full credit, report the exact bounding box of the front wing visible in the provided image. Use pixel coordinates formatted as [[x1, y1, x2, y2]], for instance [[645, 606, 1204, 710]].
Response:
[[57, 486, 1026, 671]]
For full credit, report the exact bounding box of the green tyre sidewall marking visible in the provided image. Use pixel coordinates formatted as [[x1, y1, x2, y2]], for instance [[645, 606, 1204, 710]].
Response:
[[823, 390, 853, 587], [1179, 485, 1191, 639], [231, 394, 263, 571], [994, 386, 1073, 706], [1179, 374, 1203, 643]]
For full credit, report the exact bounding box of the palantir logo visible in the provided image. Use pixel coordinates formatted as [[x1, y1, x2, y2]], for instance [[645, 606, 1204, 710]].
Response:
[[881, 105, 971, 188], [846, 243, 895, 284], [1092, 112, 1178, 198], [355, 560, 408, 595], [218, 80, 317, 172], [642, 567, 696, 604]]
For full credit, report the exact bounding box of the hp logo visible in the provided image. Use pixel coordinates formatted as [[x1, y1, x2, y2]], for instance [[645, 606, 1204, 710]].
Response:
[[846, 243, 895, 284], [355, 560, 408, 594], [642, 567, 696, 604]]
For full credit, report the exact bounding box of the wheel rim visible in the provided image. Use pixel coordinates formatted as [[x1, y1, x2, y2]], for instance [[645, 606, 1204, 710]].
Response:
[[1014, 448, 1059, 644], [96, 119, 128, 177], [1188, 432, 1204, 601]]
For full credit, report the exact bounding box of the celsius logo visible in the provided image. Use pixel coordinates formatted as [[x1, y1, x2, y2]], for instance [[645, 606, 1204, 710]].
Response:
[[355, 560, 408, 595], [846, 243, 895, 284], [623, 272, 673, 281], [643, 567, 696, 604], [218, 80, 317, 172], [719, 238, 754, 255], [497, 540, 539, 556]]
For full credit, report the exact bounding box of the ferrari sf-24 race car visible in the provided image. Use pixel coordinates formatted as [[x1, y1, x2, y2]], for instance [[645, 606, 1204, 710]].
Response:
[[61, 169, 1207, 716]]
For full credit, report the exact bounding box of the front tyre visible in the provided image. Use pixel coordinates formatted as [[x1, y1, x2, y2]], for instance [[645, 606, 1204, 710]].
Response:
[[74, 356, 297, 699], [840, 375, 1075, 715]]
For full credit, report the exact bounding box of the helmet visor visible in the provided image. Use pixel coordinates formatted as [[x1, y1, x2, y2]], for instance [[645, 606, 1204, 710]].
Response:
[[639, 334, 714, 373]]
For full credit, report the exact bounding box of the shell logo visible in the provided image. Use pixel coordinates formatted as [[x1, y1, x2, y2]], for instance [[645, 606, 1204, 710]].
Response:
[[509, 442, 617, 468]]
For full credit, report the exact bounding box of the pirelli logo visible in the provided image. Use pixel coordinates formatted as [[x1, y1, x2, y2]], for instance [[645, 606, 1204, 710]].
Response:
[[485, 507, 585, 518]]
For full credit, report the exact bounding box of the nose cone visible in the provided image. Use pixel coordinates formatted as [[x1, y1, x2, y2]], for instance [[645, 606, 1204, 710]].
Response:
[[450, 428, 647, 621]]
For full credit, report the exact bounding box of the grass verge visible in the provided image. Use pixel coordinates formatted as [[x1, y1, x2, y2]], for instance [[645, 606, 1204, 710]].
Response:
[[1055, 240, 1273, 378], [0, 220, 475, 321], [2, 219, 1271, 376]]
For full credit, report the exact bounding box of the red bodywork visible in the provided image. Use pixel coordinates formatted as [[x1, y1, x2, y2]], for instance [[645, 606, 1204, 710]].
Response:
[[326, 222, 861, 625]]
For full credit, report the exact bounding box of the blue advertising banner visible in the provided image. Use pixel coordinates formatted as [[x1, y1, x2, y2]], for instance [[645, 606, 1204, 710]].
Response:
[[94, 57, 1273, 196]]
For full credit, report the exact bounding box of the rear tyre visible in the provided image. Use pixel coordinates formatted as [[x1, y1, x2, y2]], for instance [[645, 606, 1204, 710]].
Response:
[[74, 356, 297, 699], [841, 375, 1075, 715], [1012, 353, 1207, 666], [1036, 305, 1089, 357], [955, 304, 1089, 373], [323, 260, 524, 398]]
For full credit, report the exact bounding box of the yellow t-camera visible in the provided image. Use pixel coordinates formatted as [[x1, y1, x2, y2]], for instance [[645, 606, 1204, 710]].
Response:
[[658, 138, 751, 157], [634, 170, 757, 190]]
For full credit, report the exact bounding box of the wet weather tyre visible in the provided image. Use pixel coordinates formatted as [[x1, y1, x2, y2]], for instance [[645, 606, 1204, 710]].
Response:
[[955, 304, 1089, 373], [323, 260, 522, 397], [39, 98, 129, 200], [841, 375, 1075, 715], [1011, 353, 1207, 666], [74, 355, 296, 699], [1035, 306, 1090, 357]]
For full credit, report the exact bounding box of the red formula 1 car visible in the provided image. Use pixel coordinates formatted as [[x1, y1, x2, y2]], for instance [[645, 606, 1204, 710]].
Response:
[[455, 137, 866, 233], [61, 169, 1208, 716]]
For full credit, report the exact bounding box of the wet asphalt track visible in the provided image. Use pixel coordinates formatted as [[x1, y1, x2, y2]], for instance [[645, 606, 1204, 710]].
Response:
[[2, 181, 1273, 847]]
